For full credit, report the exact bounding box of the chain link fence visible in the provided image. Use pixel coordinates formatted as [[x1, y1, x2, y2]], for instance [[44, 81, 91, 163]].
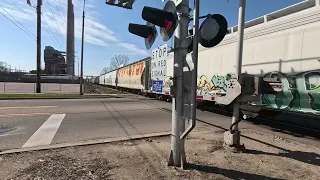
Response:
[[0, 74, 81, 94]]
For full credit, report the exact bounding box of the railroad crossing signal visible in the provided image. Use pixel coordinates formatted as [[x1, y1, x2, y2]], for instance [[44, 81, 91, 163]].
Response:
[[199, 14, 228, 48], [128, 22, 157, 50], [106, 0, 135, 10], [142, 1, 178, 42], [128, 1, 178, 49]]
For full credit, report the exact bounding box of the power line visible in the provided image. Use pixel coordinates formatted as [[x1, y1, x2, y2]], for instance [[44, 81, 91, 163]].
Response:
[[0, 5, 37, 39], [54, 0, 66, 23], [30, 0, 64, 49], [42, 13, 62, 48], [0, 2, 54, 50], [42, 23, 60, 48], [45, 0, 65, 44], [0, 5, 37, 41]]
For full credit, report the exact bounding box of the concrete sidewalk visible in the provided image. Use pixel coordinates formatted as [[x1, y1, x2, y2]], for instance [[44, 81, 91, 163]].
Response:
[[0, 125, 319, 180]]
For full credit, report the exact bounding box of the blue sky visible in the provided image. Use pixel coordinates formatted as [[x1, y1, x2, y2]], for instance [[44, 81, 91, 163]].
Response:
[[0, 0, 304, 76]]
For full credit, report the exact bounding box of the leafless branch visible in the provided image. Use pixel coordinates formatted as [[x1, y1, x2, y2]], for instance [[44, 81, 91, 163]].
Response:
[[109, 55, 129, 70]]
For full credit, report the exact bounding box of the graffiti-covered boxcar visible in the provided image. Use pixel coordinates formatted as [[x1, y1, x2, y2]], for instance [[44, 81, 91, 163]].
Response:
[[99, 0, 320, 115], [101, 58, 150, 93], [154, 1, 320, 115]]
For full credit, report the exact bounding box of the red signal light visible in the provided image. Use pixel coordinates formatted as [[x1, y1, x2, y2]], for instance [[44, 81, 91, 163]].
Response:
[[164, 20, 173, 32], [147, 34, 153, 42]]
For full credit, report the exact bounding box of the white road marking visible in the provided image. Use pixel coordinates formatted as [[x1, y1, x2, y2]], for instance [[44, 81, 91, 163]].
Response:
[[22, 114, 66, 148]]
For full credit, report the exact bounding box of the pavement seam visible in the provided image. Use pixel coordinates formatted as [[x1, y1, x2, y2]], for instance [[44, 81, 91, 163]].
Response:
[[0, 131, 172, 155]]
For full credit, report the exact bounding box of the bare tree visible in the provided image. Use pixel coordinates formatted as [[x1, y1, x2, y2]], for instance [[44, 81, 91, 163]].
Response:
[[100, 67, 112, 75], [110, 55, 129, 70]]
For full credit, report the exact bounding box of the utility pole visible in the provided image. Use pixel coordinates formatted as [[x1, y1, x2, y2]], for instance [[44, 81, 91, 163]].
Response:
[[79, 0, 85, 95], [168, 0, 189, 168], [36, 0, 42, 93]]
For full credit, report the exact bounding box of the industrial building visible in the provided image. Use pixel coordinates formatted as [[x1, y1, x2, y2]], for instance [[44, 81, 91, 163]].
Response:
[[44, 46, 67, 75]]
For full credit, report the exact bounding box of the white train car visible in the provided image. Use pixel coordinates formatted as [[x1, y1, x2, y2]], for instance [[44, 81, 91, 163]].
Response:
[[99, 74, 105, 85], [103, 70, 117, 87], [100, 58, 149, 93], [159, 0, 320, 114], [97, 0, 319, 115]]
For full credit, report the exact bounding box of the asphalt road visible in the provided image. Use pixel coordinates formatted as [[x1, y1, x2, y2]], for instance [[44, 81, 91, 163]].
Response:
[[0, 96, 318, 151]]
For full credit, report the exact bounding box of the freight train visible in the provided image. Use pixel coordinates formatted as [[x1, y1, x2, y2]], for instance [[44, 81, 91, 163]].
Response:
[[95, 0, 320, 117]]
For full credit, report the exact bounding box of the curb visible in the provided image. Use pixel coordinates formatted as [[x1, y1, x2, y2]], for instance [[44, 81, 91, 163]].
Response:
[[0, 131, 171, 155], [0, 95, 123, 100]]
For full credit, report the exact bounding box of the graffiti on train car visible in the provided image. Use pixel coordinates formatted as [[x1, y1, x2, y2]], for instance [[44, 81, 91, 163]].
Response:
[[196, 74, 232, 96], [261, 70, 320, 113], [195, 70, 320, 113], [117, 62, 145, 85], [164, 76, 173, 88]]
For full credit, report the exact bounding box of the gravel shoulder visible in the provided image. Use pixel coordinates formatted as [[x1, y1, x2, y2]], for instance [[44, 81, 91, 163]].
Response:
[[1, 125, 319, 180]]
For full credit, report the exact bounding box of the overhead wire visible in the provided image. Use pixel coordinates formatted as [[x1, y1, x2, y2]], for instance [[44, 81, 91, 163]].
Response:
[[28, 0, 61, 49], [54, 0, 66, 23], [0, 5, 37, 41], [42, 13, 62, 48], [45, 0, 65, 45], [1, 0, 68, 50]]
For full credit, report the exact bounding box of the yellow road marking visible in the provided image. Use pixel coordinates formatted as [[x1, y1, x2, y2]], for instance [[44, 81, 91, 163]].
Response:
[[0, 113, 52, 118], [0, 106, 58, 110]]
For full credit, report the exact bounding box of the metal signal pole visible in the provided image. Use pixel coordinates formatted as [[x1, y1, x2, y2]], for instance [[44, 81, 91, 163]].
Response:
[[36, 0, 42, 93], [180, 0, 199, 140], [80, 0, 85, 95], [168, 0, 189, 168], [231, 0, 246, 144]]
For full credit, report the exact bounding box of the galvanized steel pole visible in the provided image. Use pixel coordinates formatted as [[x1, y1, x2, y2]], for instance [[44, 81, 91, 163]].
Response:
[[168, 0, 189, 168], [180, 0, 199, 139], [232, 0, 246, 132]]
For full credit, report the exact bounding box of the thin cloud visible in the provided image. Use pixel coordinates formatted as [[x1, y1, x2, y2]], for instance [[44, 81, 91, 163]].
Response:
[[1, 0, 148, 56], [0, 1, 35, 21]]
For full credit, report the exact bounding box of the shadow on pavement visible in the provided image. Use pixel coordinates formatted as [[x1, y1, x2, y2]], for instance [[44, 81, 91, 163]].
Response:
[[245, 149, 320, 166], [185, 163, 285, 180]]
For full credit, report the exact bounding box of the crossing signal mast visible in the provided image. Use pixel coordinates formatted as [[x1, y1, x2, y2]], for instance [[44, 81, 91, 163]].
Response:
[[128, 0, 228, 168], [111, 0, 282, 169]]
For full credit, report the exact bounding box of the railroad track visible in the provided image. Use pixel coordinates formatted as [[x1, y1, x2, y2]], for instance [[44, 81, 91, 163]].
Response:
[[92, 83, 320, 139], [85, 82, 123, 94]]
